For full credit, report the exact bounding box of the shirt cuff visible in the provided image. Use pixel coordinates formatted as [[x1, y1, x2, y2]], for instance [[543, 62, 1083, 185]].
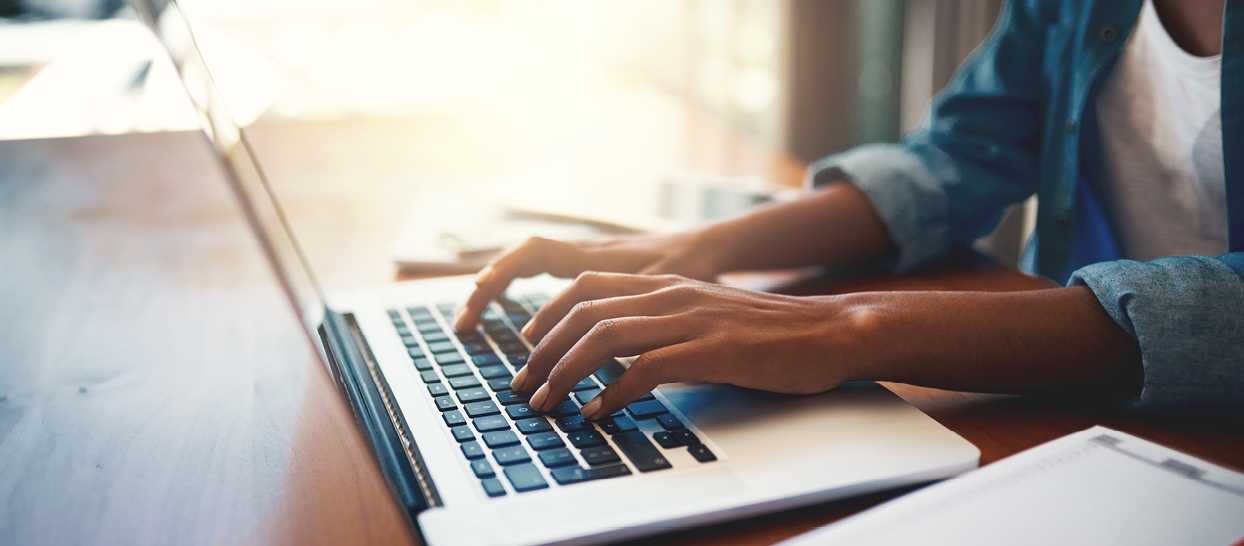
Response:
[[1068, 256, 1244, 413], [805, 144, 950, 272]]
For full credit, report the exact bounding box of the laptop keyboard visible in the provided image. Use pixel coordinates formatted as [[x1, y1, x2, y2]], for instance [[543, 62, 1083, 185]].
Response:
[[386, 293, 716, 498]]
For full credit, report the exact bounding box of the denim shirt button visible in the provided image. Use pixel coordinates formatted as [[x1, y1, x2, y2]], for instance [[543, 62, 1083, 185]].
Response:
[[1099, 25, 1118, 42]]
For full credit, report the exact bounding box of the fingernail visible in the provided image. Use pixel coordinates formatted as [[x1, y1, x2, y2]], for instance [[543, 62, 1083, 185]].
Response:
[[510, 367, 529, 391], [453, 311, 470, 331], [529, 384, 549, 411], [520, 322, 535, 340], [474, 263, 495, 285], [581, 398, 602, 420]]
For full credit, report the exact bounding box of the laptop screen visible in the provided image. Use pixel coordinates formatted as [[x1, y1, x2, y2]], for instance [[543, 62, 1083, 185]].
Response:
[[132, 0, 330, 360]]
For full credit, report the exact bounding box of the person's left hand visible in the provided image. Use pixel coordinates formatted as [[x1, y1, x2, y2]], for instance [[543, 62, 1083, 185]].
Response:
[[510, 272, 882, 420]]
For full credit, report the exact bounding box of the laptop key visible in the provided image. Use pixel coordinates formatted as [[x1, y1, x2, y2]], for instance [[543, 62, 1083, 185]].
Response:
[[427, 341, 456, 354], [653, 431, 684, 448], [413, 357, 433, 371], [585, 464, 632, 480], [506, 355, 528, 369], [472, 354, 502, 367], [420, 371, 441, 384], [526, 432, 565, 451], [461, 341, 492, 355], [481, 478, 506, 497], [549, 400, 580, 417], [482, 430, 520, 448], [688, 443, 717, 462], [671, 429, 700, 445], [496, 391, 530, 405], [461, 441, 485, 460], [597, 415, 638, 435], [626, 399, 668, 419], [573, 388, 600, 405], [464, 400, 500, 417], [478, 365, 511, 380], [441, 364, 473, 377], [435, 352, 465, 365], [567, 430, 606, 449], [434, 396, 457, 412], [516, 418, 553, 434], [506, 403, 536, 420], [443, 410, 467, 427], [656, 414, 685, 430], [456, 387, 490, 403], [593, 360, 626, 385], [471, 459, 495, 479], [556, 415, 591, 433], [487, 378, 512, 392], [550, 466, 588, 485], [503, 463, 548, 492], [473, 415, 510, 432], [449, 376, 481, 390], [451, 425, 475, 443], [570, 378, 598, 391], [400, 335, 418, 347], [492, 446, 532, 466], [612, 431, 672, 472], [580, 445, 621, 466], [423, 332, 450, 344], [539, 449, 578, 469], [550, 464, 631, 485], [428, 383, 449, 397]]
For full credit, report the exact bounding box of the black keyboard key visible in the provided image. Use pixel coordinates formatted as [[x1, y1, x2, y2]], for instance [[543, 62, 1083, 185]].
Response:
[[538, 448, 577, 468], [670, 429, 700, 445], [567, 430, 606, 449], [449, 376, 481, 390], [435, 352, 465, 365], [496, 391, 530, 405], [487, 378, 513, 392], [461, 441, 485, 459], [573, 388, 600, 405], [406, 346, 422, 358], [482, 430, 520, 448], [506, 403, 537, 420], [550, 466, 588, 485], [472, 354, 502, 367], [597, 415, 638, 435], [461, 341, 492, 355], [492, 446, 532, 466], [387, 309, 402, 320], [478, 365, 511, 380], [499, 341, 527, 354], [473, 415, 510, 432], [443, 410, 467, 427], [580, 445, 620, 466], [434, 396, 457, 412], [570, 378, 598, 391], [420, 370, 441, 384], [451, 425, 474, 443], [550, 464, 631, 485], [653, 431, 684, 448], [549, 400, 580, 417], [412, 357, 433, 371], [516, 418, 553, 434], [594, 360, 626, 385], [656, 414, 685, 430], [503, 463, 548, 492], [688, 443, 717, 462], [441, 364, 473, 377], [423, 332, 450, 344], [464, 400, 500, 417], [427, 341, 456, 354], [400, 335, 418, 347], [636, 392, 656, 401], [471, 459, 495, 478], [428, 383, 449, 397], [526, 432, 564, 451], [456, 387, 490, 403], [406, 306, 431, 318], [612, 431, 671, 472], [585, 464, 632, 480], [626, 399, 668, 419], [556, 415, 591, 433], [481, 478, 506, 497], [506, 355, 528, 369]]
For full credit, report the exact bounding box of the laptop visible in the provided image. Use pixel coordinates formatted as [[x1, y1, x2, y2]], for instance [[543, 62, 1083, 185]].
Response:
[[132, 2, 980, 544]]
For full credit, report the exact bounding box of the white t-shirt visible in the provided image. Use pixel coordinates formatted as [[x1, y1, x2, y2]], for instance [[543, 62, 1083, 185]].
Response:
[[1096, 0, 1226, 261]]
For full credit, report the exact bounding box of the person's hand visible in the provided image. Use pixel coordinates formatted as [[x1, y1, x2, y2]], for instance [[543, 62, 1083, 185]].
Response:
[[510, 273, 879, 420], [453, 231, 724, 331]]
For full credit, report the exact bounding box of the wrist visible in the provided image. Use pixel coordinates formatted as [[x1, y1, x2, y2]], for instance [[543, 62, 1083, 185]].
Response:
[[822, 292, 905, 383]]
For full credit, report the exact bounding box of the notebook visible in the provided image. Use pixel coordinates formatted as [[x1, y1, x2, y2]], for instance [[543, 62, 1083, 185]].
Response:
[[784, 426, 1244, 546]]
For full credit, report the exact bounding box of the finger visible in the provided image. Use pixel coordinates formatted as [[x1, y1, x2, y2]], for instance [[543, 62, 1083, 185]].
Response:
[[453, 237, 582, 331], [514, 286, 691, 392], [520, 271, 679, 342], [528, 315, 692, 412], [581, 342, 700, 419], [637, 257, 714, 281]]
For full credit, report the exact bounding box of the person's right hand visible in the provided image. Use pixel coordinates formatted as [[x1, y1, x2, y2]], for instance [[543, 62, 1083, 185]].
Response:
[[453, 231, 723, 331]]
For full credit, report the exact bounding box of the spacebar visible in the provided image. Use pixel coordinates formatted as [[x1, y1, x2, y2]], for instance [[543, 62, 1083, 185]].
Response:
[[612, 431, 672, 472]]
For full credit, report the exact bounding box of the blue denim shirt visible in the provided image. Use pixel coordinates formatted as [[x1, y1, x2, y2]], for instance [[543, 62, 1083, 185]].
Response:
[[807, 0, 1243, 413]]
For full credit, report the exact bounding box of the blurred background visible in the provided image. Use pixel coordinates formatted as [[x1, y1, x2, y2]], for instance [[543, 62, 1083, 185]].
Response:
[[1, 0, 1030, 283]]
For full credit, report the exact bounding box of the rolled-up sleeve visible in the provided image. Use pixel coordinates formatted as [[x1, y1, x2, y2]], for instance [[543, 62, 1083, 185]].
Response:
[[1069, 254, 1244, 413]]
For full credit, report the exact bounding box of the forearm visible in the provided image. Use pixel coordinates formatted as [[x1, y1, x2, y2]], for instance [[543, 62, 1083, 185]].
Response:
[[694, 182, 894, 273], [847, 287, 1143, 397]]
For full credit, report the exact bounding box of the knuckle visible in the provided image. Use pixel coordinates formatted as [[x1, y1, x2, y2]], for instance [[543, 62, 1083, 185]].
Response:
[[568, 300, 597, 323], [588, 318, 622, 343]]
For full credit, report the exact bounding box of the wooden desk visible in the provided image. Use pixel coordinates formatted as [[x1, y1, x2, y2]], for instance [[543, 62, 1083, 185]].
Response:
[[3, 128, 1241, 546]]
